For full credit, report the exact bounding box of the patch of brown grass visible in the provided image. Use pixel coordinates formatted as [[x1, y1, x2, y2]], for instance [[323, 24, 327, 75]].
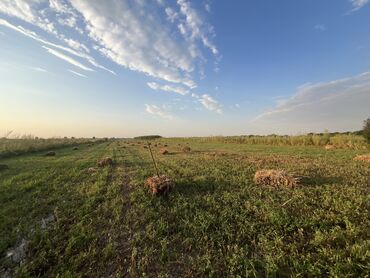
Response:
[[97, 157, 113, 167], [324, 144, 335, 150], [182, 146, 191, 153], [145, 175, 174, 196], [353, 154, 370, 163], [254, 169, 299, 187]]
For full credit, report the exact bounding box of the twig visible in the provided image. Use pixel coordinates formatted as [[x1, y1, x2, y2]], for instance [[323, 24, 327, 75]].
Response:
[[147, 141, 160, 176]]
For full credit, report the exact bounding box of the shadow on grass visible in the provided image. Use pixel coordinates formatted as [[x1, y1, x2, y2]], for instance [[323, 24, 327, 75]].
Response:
[[300, 175, 343, 186], [174, 178, 225, 196]]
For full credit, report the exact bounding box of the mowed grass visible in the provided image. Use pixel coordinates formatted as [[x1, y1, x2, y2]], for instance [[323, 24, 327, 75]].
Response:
[[0, 140, 369, 277]]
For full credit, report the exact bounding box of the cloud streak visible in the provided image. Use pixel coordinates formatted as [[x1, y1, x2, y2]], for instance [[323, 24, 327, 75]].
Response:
[[42, 46, 94, 71], [68, 69, 87, 78], [147, 82, 189, 95]]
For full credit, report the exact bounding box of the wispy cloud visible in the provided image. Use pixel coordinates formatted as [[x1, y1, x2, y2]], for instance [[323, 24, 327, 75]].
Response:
[[349, 0, 369, 11], [254, 71, 370, 132], [147, 82, 189, 95], [145, 104, 173, 119], [30, 67, 48, 73], [0, 19, 114, 75], [197, 94, 223, 114], [42, 46, 94, 71], [68, 69, 87, 78]]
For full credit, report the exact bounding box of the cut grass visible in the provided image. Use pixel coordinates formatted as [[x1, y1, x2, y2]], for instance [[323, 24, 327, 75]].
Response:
[[0, 140, 369, 277]]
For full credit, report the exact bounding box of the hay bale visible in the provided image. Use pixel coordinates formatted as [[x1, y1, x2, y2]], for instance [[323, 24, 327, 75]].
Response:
[[87, 167, 97, 174], [254, 170, 298, 187], [0, 164, 9, 171], [44, 151, 56, 157], [324, 144, 335, 150], [97, 157, 113, 167], [72, 147, 79, 150], [160, 149, 169, 155], [145, 175, 174, 196], [353, 154, 370, 163], [182, 146, 191, 153]]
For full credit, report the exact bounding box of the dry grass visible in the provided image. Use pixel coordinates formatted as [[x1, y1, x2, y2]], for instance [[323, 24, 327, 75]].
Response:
[[325, 144, 335, 150], [160, 149, 169, 155], [254, 169, 299, 187], [97, 157, 113, 167], [145, 175, 174, 196], [87, 167, 97, 174], [353, 154, 370, 163]]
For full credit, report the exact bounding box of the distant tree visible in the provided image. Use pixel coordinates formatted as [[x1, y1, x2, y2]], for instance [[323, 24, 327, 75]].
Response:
[[363, 118, 370, 142]]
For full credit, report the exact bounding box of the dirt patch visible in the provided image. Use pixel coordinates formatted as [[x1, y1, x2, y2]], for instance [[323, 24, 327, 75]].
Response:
[[6, 239, 27, 264], [145, 175, 174, 196], [254, 169, 299, 187], [41, 214, 55, 229]]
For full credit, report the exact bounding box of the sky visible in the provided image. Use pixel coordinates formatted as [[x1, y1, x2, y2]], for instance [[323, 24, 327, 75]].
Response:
[[0, 0, 369, 138]]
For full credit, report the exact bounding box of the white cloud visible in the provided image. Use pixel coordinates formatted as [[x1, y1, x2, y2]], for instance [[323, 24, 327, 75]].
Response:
[[147, 82, 189, 95], [198, 94, 223, 114], [30, 67, 48, 72], [68, 69, 87, 78], [42, 46, 94, 71], [177, 0, 218, 56], [0, 0, 218, 88], [254, 71, 370, 132], [350, 0, 369, 11], [145, 104, 173, 119], [68, 0, 212, 87]]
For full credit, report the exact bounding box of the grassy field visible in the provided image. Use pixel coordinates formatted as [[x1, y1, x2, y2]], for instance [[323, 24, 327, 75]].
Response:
[[0, 139, 369, 277]]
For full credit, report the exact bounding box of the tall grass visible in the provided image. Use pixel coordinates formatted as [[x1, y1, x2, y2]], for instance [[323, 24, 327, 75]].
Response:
[[0, 135, 102, 158], [161, 134, 368, 149]]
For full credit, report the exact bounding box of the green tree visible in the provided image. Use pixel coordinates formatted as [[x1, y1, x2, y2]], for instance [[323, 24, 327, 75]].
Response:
[[363, 118, 370, 142]]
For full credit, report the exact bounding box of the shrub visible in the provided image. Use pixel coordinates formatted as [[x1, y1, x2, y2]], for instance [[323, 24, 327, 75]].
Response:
[[363, 118, 370, 142]]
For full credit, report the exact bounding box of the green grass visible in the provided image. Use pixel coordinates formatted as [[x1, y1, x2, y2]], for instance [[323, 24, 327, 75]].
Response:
[[0, 140, 369, 277]]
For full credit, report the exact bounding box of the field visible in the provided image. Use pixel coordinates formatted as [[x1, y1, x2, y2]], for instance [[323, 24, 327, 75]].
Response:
[[0, 139, 369, 277]]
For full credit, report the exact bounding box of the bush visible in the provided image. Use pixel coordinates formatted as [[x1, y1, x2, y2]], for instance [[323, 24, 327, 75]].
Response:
[[363, 118, 370, 142]]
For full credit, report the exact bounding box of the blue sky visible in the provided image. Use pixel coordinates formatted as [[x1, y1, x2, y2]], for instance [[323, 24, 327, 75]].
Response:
[[0, 0, 369, 137]]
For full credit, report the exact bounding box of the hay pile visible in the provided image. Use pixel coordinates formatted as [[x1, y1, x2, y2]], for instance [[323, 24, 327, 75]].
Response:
[[182, 146, 191, 153], [145, 175, 174, 196], [324, 144, 335, 150], [0, 164, 9, 171], [97, 157, 113, 167], [44, 151, 56, 157], [353, 154, 370, 163], [254, 170, 299, 187], [160, 149, 169, 155]]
